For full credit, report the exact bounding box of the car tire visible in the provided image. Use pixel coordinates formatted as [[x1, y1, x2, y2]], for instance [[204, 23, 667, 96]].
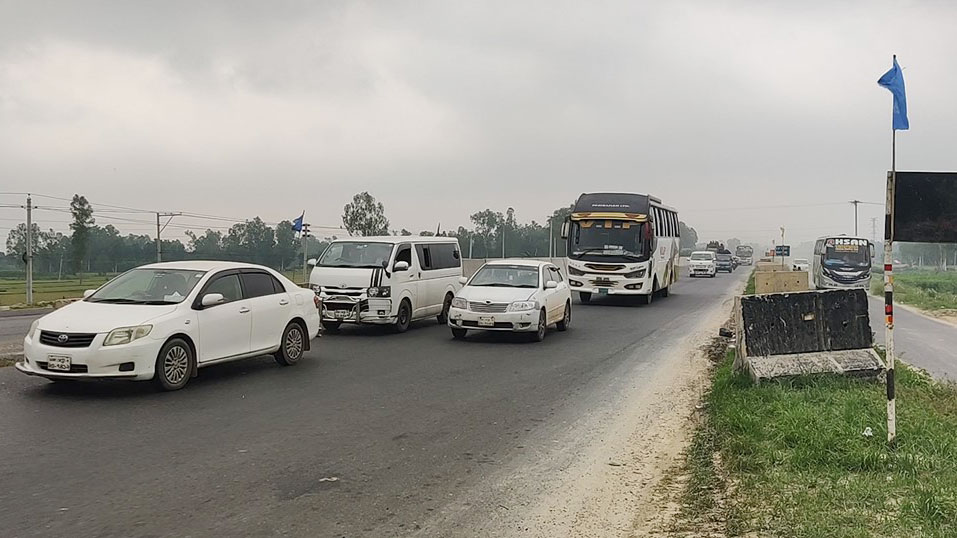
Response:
[[579, 292, 592, 304], [274, 321, 305, 366], [451, 327, 468, 340], [659, 286, 670, 298], [437, 293, 453, 324], [532, 308, 547, 342], [322, 320, 341, 332], [153, 338, 193, 392], [394, 299, 412, 333], [640, 289, 653, 305], [556, 301, 571, 331]]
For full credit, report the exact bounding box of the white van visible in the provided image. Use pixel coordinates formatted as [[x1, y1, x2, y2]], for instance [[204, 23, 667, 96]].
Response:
[[308, 236, 464, 332]]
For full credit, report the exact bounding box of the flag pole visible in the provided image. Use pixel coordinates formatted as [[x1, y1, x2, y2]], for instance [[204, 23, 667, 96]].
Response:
[[884, 119, 897, 446]]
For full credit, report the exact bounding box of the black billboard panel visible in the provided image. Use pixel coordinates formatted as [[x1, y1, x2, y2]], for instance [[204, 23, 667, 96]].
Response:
[[893, 171, 957, 243]]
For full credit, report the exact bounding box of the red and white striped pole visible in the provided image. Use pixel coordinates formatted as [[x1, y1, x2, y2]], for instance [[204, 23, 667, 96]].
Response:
[[884, 137, 897, 445]]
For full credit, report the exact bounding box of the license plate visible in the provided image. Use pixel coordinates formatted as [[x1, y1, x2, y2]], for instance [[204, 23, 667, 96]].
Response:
[[598, 288, 609, 295], [334, 310, 350, 319], [47, 355, 71, 371], [478, 316, 495, 327]]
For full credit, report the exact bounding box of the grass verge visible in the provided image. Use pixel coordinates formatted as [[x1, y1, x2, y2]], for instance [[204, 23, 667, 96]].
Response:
[[744, 270, 755, 295], [675, 351, 957, 537], [871, 271, 957, 313]]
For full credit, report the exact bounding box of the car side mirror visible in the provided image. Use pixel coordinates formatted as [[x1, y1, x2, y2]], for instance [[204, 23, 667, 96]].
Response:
[[560, 220, 569, 239], [458, 276, 468, 285], [544, 280, 558, 289], [201, 293, 225, 307], [82, 289, 96, 299], [306, 258, 317, 267], [393, 261, 410, 272]]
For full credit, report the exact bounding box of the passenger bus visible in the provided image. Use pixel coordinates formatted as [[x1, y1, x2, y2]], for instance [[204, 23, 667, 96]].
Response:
[[811, 236, 875, 290], [735, 245, 754, 266], [561, 192, 679, 304]]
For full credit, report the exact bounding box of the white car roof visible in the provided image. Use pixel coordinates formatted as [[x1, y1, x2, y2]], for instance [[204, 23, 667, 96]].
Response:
[[330, 236, 457, 244], [483, 258, 552, 268], [137, 260, 274, 272]]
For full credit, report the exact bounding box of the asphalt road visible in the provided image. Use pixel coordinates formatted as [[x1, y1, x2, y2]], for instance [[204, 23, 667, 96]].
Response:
[[0, 272, 744, 538], [869, 297, 957, 380]]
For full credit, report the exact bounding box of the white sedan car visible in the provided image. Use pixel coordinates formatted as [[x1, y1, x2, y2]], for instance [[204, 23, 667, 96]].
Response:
[[447, 260, 572, 342], [688, 251, 717, 278], [16, 261, 322, 391], [792, 258, 810, 272]]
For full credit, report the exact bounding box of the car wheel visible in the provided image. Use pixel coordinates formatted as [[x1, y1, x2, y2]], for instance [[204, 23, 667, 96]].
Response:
[[579, 292, 592, 304], [437, 293, 453, 324], [322, 320, 341, 332], [532, 309, 547, 342], [640, 289, 653, 305], [394, 299, 412, 333], [153, 338, 193, 391], [451, 327, 468, 340], [274, 322, 305, 366], [556, 301, 571, 331]]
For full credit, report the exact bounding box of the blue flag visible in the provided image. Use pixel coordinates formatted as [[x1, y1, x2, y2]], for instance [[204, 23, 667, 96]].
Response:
[[291, 212, 304, 232], [878, 56, 909, 130]]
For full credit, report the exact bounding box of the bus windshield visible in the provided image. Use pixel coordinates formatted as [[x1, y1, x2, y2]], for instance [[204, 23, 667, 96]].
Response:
[[569, 220, 645, 262], [823, 240, 870, 268]]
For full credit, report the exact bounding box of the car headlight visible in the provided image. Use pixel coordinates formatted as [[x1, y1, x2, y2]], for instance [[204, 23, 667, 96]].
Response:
[[451, 297, 467, 309], [567, 266, 585, 276], [507, 301, 538, 312], [624, 267, 646, 279], [104, 325, 153, 346], [367, 286, 391, 298], [27, 319, 39, 339]]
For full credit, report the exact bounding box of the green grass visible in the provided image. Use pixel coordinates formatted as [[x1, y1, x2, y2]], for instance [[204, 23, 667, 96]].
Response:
[[745, 270, 756, 295], [678, 351, 957, 537], [871, 272, 957, 313]]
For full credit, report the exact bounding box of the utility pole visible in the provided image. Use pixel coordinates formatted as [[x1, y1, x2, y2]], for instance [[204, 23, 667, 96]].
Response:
[[849, 200, 861, 235], [25, 194, 33, 305], [780, 227, 786, 268], [155, 212, 182, 262], [548, 218, 554, 259], [871, 217, 878, 245], [301, 222, 311, 284], [503, 207, 514, 259]]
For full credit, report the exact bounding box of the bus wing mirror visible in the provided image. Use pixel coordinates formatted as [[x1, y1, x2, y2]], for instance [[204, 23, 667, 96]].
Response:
[[560, 221, 569, 240], [870, 244, 876, 258]]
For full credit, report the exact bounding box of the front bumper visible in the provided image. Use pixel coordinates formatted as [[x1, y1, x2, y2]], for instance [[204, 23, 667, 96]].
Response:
[[320, 296, 395, 325], [18, 333, 161, 381], [689, 265, 716, 276], [448, 307, 541, 332]]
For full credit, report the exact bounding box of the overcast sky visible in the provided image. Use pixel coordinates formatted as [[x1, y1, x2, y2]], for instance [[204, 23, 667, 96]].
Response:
[[2, 1, 956, 247]]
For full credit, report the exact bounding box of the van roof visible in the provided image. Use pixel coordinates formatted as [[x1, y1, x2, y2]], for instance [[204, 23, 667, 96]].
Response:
[[329, 236, 458, 244]]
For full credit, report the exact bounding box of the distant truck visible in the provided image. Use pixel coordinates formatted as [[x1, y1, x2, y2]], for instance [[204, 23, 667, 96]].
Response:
[[735, 245, 754, 266], [706, 241, 724, 252]]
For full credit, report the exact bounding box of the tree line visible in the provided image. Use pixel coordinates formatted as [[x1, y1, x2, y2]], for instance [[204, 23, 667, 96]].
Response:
[[2, 192, 703, 277]]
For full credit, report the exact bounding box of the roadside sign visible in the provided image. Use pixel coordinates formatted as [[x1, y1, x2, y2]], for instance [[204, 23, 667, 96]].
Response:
[[774, 245, 791, 256]]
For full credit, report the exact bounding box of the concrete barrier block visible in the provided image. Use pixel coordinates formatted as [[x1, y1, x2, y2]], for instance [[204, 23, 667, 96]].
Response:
[[755, 271, 809, 294]]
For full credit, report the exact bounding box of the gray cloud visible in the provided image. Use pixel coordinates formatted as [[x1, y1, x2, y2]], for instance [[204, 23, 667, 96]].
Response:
[[2, 1, 956, 246]]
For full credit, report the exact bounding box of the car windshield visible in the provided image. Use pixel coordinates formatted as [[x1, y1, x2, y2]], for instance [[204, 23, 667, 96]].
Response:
[[87, 269, 206, 304], [717, 254, 732, 261], [469, 265, 539, 288], [691, 253, 713, 261], [569, 220, 644, 261], [318, 242, 394, 268]]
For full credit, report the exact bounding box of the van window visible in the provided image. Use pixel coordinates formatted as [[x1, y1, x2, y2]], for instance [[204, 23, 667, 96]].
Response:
[[395, 244, 412, 267], [415, 244, 432, 270]]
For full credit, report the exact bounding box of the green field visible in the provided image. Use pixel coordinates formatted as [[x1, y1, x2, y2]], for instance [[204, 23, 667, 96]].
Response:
[[871, 271, 957, 313], [675, 351, 957, 537], [0, 270, 307, 307]]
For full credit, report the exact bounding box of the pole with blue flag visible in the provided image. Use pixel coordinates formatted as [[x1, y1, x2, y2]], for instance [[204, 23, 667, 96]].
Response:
[[878, 55, 908, 445]]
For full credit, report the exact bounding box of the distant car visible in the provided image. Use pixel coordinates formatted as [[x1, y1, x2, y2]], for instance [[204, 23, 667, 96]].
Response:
[[17, 261, 322, 391], [447, 260, 572, 342], [688, 251, 717, 278], [792, 258, 810, 272]]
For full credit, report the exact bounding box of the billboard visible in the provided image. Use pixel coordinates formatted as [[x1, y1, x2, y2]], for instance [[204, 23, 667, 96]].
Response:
[[893, 172, 957, 243]]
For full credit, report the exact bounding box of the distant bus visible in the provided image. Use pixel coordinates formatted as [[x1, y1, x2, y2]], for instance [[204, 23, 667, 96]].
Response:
[[811, 236, 875, 290], [561, 192, 679, 305], [735, 245, 754, 266]]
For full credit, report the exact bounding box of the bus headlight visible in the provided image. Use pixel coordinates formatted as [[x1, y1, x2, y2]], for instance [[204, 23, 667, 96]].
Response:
[[624, 268, 646, 279], [567, 266, 585, 276]]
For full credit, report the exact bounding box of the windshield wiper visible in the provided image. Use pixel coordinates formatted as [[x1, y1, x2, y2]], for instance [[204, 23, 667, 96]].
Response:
[[142, 300, 179, 305], [88, 298, 146, 304]]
